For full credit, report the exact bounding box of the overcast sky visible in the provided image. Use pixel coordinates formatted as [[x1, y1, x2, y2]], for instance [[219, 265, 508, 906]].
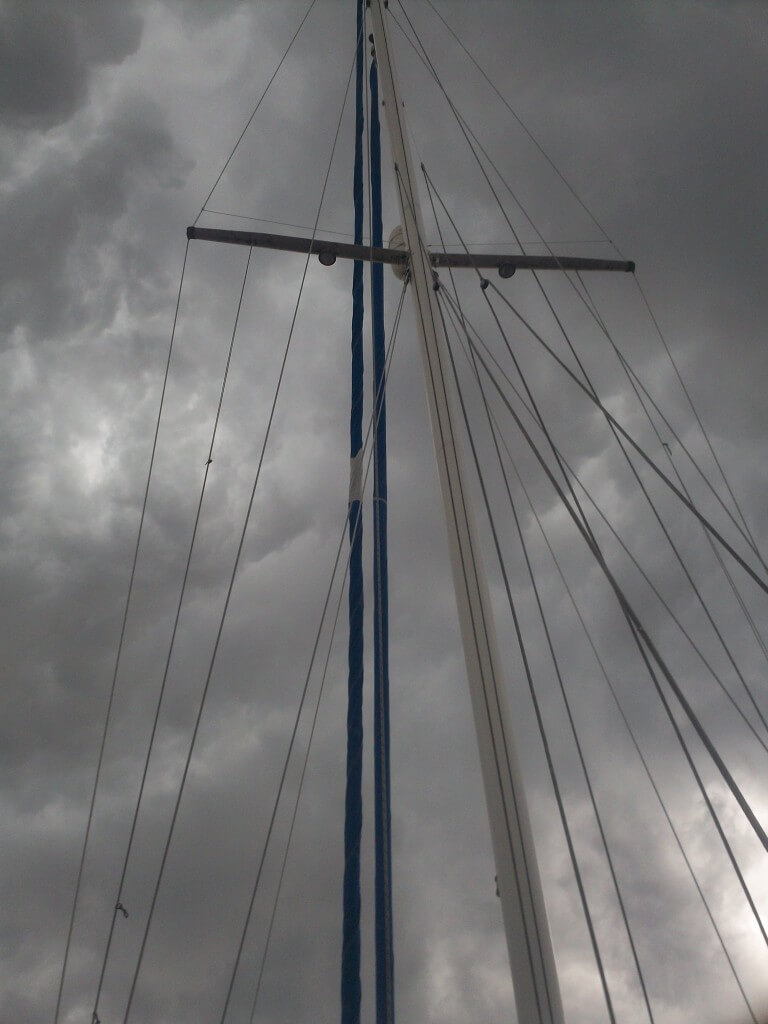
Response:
[[2, 3, 768, 1024]]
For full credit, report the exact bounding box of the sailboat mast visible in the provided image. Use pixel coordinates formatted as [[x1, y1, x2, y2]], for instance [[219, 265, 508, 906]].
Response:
[[367, 5, 565, 1023]]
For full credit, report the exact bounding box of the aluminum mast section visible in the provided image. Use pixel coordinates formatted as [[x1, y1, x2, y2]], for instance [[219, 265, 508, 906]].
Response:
[[368, 4, 565, 1023]]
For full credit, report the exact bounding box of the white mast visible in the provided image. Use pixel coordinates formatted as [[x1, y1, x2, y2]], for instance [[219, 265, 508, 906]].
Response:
[[368, 4, 565, 1023]]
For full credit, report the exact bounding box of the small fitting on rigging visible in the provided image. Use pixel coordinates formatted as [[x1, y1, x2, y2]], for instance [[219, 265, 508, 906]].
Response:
[[388, 225, 409, 282]]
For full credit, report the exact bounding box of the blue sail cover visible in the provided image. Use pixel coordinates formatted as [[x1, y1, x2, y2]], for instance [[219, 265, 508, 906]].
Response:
[[340, 2, 365, 1023], [370, 58, 395, 1024]]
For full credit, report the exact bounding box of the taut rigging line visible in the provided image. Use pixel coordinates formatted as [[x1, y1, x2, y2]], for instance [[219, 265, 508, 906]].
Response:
[[437, 283, 768, 756], [443, 282, 759, 1021], [456, 311, 768, 864]]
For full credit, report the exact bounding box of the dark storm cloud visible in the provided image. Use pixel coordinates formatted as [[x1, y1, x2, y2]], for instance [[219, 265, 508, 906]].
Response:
[[0, 0, 143, 130], [0, 92, 188, 339], [2, 3, 767, 1024]]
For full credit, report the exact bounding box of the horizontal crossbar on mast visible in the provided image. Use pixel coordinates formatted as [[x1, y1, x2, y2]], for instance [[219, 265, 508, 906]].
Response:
[[186, 226, 635, 275]]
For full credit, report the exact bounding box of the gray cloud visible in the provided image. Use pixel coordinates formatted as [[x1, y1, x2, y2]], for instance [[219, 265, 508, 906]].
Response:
[[2, 3, 767, 1024], [0, 1, 143, 130]]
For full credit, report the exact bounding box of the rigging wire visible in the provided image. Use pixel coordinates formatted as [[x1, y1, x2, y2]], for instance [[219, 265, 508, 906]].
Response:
[[420, 155, 768, 872], [573, 271, 768, 734], [486, 277, 768, 597], [383, 153, 559, 1024], [396, 10, 768, 961], [525, 511, 762, 1024], [90, 245, 254, 1024], [420, 0, 624, 256], [53, 238, 190, 1024], [571, 269, 768, 587], [632, 275, 766, 569], [120, 34, 361, 1021], [573, 268, 768, 663], [437, 285, 768, 759], [409, 66, 765, 585], [396, 3, 593, 390], [444, 292, 759, 1021], [203, 209, 367, 241], [191, 208, 602, 249], [571, 362, 768, 744], [454, 316, 768, 914], [386, 18, 603, 565], [659, 442, 768, 669], [236, 280, 409, 1024], [394, 3, 764, 567], [193, 0, 319, 226], [216, 507, 360, 1024], [466, 339, 768, 954], [438, 284, 664, 1023], [575, 278, 765, 565], [399, 1, 750, 618], [389, 160, 564, 1024], [435, 288, 620, 1024], [409, 18, 768, 974], [428, 172, 768, 778], [421, 118, 768, 758]]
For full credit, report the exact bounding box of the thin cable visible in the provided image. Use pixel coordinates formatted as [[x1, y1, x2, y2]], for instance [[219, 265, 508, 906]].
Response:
[[574, 271, 768, 736], [567, 268, 765, 567], [437, 290, 619, 1024], [465, 325, 768, 945], [461, 324, 768, 868], [660, 441, 768, 669], [522, 488, 761, 1024], [219, 508, 357, 1024], [239, 281, 408, 1024], [575, 272, 768, 659], [660, 439, 768, 666], [193, 0, 319, 225], [53, 238, 190, 1024], [423, 59, 768, 966], [425, 148, 768, 756], [389, 6, 537, 247], [245, 568, 350, 1024], [121, 41, 359, 1019], [421, 0, 624, 256], [438, 284, 768, 759], [382, 14, 606, 999], [634, 274, 765, 566], [422, 166, 598, 549], [486, 279, 768, 596], [448, 305, 759, 1021], [578, 274, 764, 563], [394, 4, 766, 569], [418, 158, 767, 596], [90, 245, 253, 1022], [386, 147, 557, 1020], [203, 209, 365, 240], [394, 5, 604, 346], [195, 210, 600, 248]]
